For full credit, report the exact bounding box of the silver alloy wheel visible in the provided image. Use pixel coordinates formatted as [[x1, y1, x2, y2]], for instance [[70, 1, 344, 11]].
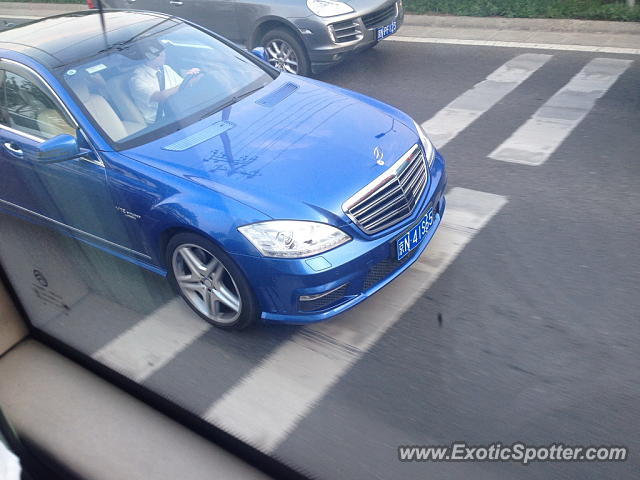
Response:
[[265, 39, 299, 74], [172, 243, 242, 325]]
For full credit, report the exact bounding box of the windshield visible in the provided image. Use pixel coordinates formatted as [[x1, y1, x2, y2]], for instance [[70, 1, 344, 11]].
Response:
[[60, 22, 274, 149]]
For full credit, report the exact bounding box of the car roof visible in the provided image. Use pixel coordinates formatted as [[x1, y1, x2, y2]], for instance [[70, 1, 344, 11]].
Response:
[[0, 10, 182, 69]]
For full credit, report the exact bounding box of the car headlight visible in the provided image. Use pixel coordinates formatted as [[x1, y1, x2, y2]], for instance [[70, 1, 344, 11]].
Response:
[[238, 220, 351, 258], [413, 119, 435, 168], [306, 0, 354, 17]]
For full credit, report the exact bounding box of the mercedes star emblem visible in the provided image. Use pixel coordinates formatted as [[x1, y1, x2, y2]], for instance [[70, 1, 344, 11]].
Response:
[[374, 146, 384, 165]]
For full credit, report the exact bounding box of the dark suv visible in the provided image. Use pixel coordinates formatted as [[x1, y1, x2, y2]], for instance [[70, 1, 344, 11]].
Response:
[[98, 0, 404, 75]]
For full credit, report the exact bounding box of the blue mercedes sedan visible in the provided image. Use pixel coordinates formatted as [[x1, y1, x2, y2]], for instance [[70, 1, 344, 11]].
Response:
[[0, 10, 446, 329]]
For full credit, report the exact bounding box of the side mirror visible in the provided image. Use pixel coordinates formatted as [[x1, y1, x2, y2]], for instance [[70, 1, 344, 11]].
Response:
[[33, 134, 83, 164], [250, 47, 268, 63]]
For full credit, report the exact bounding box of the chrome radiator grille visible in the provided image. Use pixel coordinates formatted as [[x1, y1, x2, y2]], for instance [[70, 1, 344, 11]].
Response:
[[343, 145, 427, 235]]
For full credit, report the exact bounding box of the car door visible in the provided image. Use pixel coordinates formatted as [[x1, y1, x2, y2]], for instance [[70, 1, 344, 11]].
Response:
[[0, 68, 46, 215], [121, 0, 241, 42], [0, 60, 148, 259]]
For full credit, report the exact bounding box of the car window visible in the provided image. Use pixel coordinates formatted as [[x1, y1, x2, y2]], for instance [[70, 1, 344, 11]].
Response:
[[61, 22, 274, 149], [0, 70, 74, 140]]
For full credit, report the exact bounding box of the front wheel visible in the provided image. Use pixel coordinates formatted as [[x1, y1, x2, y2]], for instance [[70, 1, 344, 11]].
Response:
[[262, 28, 311, 76], [167, 233, 258, 330]]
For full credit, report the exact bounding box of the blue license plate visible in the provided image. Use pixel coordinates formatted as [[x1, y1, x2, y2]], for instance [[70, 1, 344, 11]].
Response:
[[376, 20, 397, 41], [396, 208, 434, 261]]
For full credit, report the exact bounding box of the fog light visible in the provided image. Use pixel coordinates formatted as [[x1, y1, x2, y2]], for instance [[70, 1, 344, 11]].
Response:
[[299, 283, 348, 312]]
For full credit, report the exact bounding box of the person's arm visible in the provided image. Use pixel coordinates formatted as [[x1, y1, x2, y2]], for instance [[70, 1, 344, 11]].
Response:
[[182, 68, 203, 88], [160, 66, 202, 98], [150, 85, 179, 102], [145, 66, 202, 103], [131, 68, 180, 105]]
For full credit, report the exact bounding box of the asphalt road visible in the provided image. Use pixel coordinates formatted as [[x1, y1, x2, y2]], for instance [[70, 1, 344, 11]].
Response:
[[1, 38, 638, 479], [310, 41, 640, 479]]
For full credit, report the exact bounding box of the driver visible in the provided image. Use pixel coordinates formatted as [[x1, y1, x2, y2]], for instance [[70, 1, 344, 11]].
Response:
[[129, 41, 201, 124]]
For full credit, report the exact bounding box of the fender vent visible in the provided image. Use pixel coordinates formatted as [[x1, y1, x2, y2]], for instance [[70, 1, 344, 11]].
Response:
[[256, 82, 298, 107]]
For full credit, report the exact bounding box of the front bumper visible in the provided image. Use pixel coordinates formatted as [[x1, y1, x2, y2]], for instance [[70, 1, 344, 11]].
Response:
[[290, 0, 405, 72], [233, 149, 447, 324]]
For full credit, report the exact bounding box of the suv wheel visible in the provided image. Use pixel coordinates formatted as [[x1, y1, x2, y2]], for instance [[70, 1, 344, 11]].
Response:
[[262, 28, 311, 76]]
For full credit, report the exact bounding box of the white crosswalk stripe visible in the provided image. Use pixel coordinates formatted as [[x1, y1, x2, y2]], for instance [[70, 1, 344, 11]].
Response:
[[489, 57, 632, 165], [421, 53, 551, 148], [387, 36, 640, 56], [204, 188, 508, 452], [92, 299, 210, 382]]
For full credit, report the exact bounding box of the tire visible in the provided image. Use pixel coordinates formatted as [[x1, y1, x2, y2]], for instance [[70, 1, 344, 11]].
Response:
[[262, 28, 311, 76], [166, 232, 258, 330]]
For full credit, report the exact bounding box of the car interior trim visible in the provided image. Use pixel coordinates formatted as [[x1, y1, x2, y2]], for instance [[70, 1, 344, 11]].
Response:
[[0, 267, 309, 479]]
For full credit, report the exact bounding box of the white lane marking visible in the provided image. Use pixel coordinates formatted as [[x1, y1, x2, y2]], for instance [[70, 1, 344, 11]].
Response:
[[387, 36, 640, 56], [489, 57, 632, 165], [204, 187, 508, 453], [0, 14, 42, 19], [421, 54, 551, 148], [92, 299, 210, 382]]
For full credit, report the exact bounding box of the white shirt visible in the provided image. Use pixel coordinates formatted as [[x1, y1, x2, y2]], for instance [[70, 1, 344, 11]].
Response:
[[0, 441, 21, 480], [130, 64, 182, 124]]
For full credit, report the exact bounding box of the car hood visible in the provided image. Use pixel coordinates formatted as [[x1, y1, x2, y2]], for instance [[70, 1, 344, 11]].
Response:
[[121, 74, 418, 224], [345, 0, 397, 13]]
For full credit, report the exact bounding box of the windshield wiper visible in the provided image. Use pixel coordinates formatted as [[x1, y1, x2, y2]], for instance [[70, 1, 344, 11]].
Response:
[[200, 85, 267, 120], [96, 19, 174, 55]]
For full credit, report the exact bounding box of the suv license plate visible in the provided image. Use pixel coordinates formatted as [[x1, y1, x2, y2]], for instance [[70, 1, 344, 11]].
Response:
[[376, 20, 397, 41]]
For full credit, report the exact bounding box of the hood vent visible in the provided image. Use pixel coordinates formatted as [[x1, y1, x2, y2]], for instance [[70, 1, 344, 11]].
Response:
[[163, 120, 235, 151], [256, 82, 298, 107]]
